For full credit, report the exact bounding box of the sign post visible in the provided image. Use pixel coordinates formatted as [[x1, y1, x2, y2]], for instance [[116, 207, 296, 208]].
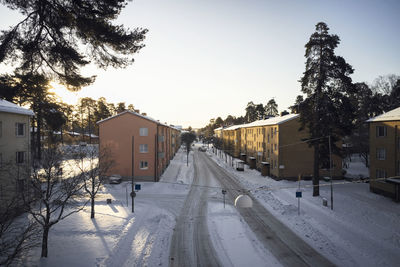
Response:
[[222, 189, 227, 208], [296, 174, 302, 215]]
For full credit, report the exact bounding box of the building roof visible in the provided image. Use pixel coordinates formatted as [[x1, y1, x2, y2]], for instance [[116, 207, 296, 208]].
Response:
[[223, 113, 299, 131], [224, 124, 245, 131], [366, 107, 400, 122], [0, 99, 35, 116], [214, 127, 223, 131], [96, 110, 179, 130]]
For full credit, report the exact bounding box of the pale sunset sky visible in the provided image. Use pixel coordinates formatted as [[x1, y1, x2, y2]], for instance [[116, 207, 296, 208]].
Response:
[[0, 0, 399, 128]]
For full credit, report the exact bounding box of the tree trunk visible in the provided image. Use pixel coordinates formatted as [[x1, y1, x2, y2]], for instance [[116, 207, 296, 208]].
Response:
[[41, 226, 49, 257], [91, 196, 95, 219], [313, 143, 320, 196], [37, 110, 42, 160]]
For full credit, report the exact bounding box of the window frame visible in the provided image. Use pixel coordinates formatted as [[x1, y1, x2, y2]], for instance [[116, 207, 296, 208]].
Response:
[[16, 151, 25, 164], [376, 148, 386, 160], [15, 122, 25, 137], [376, 126, 387, 137], [376, 169, 387, 179], [139, 144, 148, 153], [140, 161, 148, 170], [139, 127, 148, 136]]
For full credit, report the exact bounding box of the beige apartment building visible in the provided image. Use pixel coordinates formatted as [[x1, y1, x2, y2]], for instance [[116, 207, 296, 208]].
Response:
[[222, 113, 342, 180], [222, 125, 241, 157], [367, 107, 400, 200], [0, 99, 34, 210], [97, 111, 181, 182]]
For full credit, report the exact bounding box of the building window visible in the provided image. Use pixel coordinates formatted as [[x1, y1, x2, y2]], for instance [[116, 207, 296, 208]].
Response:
[[17, 179, 25, 193], [274, 144, 277, 151], [140, 161, 148, 170], [140, 127, 148, 136], [15, 123, 25, 137], [376, 126, 387, 137], [376, 169, 387, 179], [139, 144, 148, 153], [16, 151, 25, 164], [397, 161, 400, 176], [376, 148, 386, 160]]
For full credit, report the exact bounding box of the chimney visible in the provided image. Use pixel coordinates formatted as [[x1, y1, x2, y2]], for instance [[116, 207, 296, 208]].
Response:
[[135, 109, 140, 113], [142, 113, 147, 116]]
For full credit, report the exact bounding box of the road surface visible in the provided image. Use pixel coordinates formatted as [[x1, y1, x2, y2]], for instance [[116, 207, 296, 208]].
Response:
[[169, 150, 335, 267]]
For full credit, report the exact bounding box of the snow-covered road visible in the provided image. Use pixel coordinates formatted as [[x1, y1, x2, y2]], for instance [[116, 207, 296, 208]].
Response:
[[170, 150, 333, 267]]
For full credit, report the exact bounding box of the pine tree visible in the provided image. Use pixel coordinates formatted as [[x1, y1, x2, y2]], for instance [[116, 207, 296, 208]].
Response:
[[0, 0, 147, 91], [299, 22, 355, 196], [265, 99, 278, 116], [245, 101, 257, 122]]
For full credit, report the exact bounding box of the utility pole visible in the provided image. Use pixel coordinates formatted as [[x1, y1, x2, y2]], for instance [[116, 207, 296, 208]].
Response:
[[131, 136, 135, 213], [329, 135, 333, 210]]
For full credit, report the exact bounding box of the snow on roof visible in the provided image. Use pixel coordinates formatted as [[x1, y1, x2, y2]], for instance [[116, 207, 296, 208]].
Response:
[[366, 107, 400, 122], [223, 114, 299, 131], [96, 110, 175, 129], [0, 99, 35, 116], [214, 127, 223, 131], [224, 124, 246, 131], [246, 113, 299, 127]]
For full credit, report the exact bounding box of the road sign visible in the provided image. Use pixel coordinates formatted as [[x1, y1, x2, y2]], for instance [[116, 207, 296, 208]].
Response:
[[222, 189, 227, 195], [135, 184, 141, 191], [296, 191, 302, 198], [130, 191, 136, 198]]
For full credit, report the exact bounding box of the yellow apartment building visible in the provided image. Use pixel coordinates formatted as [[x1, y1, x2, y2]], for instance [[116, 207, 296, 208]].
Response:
[[0, 99, 35, 211], [367, 107, 400, 201], [223, 113, 342, 180], [222, 125, 241, 157], [214, 127, 223, 139]]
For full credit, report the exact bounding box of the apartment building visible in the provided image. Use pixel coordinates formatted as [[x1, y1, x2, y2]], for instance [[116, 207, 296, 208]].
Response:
[[0, 99, 35, 210], [222, 113, 342, 180], [214, 127, 223, 139], [97, 110, 181, 182], [367, 107, 400, 200], [222, 125, 241, 157]]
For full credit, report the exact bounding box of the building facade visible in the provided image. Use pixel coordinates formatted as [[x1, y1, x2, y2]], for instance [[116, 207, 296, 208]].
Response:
[[97, 111, 181, 182], [0, 99, 34, 210], [367, 107, 400, 200], [221, 114, 342, 180]]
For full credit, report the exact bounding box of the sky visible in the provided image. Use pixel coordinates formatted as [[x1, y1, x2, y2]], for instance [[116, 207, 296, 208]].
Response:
[[0, 0, 399, 128]]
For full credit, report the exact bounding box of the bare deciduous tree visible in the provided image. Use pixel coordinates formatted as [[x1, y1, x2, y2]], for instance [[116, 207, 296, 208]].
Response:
[[73, 145, 114, 219], [0, 197, 40, 266], [25, 148, 86, 258]]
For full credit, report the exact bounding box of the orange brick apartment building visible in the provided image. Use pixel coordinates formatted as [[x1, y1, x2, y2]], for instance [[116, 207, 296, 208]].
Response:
[[97, 111, 181, 182]]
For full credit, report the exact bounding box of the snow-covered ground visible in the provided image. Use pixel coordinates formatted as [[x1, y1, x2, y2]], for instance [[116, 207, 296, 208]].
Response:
[[208, 148, 400, 267], [343, 154, 369, 179], [21, 145, 399, 267], [25, 147, 193, 266]]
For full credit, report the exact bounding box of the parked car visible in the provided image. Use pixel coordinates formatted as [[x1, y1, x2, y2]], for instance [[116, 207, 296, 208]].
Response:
[[198, 146, 207, 152], [109, 174, 122, 184]]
